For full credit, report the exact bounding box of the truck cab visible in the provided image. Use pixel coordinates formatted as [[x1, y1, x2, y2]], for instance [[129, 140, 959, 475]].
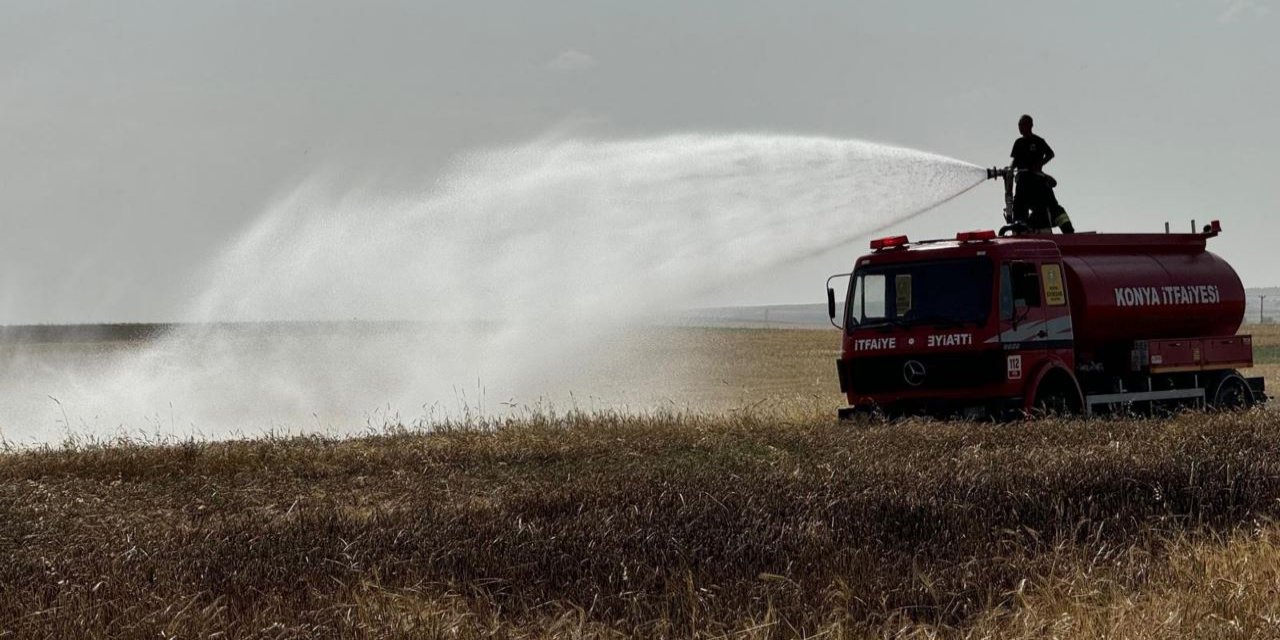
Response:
[[828, 225, 1264, 418]]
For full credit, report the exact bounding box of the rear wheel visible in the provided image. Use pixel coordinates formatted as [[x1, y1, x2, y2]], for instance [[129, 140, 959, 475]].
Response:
[[1210, 373, 1254, 410]]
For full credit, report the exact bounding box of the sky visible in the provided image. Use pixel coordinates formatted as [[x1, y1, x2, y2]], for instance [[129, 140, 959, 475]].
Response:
[[1, 0, 1277, 323]]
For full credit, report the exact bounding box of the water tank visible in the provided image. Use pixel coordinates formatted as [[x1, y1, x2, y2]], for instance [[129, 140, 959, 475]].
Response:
[[1057, 234, 1246, 346]]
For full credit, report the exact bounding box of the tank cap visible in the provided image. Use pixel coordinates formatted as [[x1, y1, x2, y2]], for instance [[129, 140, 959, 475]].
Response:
[[1204, 220, 1222, 237]]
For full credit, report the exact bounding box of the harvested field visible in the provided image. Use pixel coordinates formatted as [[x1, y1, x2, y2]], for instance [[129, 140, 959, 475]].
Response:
[[0, 327, 1278, 638], [5, 411, 1280, 638]]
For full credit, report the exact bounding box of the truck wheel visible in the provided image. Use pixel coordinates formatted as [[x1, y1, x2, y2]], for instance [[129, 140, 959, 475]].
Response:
[[1032, 382, 1079, 417], [1210, 373, 1254, 410]]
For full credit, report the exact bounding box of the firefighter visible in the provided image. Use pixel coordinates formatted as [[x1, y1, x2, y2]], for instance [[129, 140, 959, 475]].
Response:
[[1010, 114, 1075, 234]]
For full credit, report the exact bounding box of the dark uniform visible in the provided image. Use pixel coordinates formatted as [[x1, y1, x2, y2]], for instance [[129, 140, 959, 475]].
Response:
[[1011, 134, 1053, 172], [1010, 134, 1072, 233]]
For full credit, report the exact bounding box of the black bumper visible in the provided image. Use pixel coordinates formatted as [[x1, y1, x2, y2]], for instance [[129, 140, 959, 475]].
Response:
[[1247, 376, 1268, 403]]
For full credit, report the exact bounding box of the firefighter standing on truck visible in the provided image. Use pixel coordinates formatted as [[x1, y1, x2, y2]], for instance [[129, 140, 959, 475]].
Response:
[[1010, 114, 1074, 234]]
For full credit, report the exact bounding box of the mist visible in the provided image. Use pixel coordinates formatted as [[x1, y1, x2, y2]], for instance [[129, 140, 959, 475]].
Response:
[[0, 133, 983, 444]]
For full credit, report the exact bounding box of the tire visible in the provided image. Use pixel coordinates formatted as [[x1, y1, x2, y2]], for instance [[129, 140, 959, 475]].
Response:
[[1210, 373, 1254, 410], [1032, 378, 1080, 418]]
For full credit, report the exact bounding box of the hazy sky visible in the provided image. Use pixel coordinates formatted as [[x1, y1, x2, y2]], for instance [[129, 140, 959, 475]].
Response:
[[2, 0, 1277, 323]]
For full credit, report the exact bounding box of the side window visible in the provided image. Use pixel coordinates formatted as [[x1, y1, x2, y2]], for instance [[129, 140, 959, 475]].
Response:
[[1008, 262, 1042, 309], [846, 275, 861, 329], [1014, 263, 1042, 308]]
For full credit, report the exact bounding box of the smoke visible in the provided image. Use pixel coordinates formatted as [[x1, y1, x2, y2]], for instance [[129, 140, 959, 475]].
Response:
[[0, 133, 984, 444]]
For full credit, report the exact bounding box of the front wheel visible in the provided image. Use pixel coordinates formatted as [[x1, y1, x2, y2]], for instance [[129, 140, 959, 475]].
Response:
[[1210, 373, 1254, 410], [1032, 380, 1081, 418]]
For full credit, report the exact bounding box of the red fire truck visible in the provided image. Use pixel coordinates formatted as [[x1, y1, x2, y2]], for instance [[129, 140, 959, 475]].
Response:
[[826, 222, 1265, 418]]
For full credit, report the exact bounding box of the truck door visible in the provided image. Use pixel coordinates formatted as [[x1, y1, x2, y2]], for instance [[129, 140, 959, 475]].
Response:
[[999, 261, 1048, 380]]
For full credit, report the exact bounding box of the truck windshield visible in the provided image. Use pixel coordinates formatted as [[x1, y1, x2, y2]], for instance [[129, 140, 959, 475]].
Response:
[[846, 258, 993, 329]]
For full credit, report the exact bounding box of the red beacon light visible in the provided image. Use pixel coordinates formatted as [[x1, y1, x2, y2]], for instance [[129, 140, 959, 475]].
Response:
[[869, 235, 909, 251], [955, 229, 997, 242]]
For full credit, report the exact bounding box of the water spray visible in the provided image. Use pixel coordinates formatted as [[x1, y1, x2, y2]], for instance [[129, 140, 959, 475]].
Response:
[[2, 134, 987, 444]]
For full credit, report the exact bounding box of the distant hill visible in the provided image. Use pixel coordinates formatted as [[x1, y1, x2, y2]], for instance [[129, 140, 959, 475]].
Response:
[[5, 286, 1276, 343], [671, 304, 833, 329], [680, 286, 1280, 329]]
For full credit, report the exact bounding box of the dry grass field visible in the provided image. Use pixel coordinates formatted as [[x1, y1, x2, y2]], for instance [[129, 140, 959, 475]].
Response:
[[1, 326, 1279, 638]]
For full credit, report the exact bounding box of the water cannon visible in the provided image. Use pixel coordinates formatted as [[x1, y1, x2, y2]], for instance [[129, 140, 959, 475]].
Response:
[[987, 166, 1017, 224]]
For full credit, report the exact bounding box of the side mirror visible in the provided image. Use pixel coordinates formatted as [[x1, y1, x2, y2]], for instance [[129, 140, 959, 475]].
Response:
[[825, 272, 852, 330]]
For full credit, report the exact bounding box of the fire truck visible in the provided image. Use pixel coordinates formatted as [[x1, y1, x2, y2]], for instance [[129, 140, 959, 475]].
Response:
[[826, 220, 1265, 418]]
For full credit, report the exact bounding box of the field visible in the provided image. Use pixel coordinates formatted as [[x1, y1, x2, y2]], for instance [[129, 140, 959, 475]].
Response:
[[1244, 323, 1280, 390], [1, 326, 1279, 638]]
